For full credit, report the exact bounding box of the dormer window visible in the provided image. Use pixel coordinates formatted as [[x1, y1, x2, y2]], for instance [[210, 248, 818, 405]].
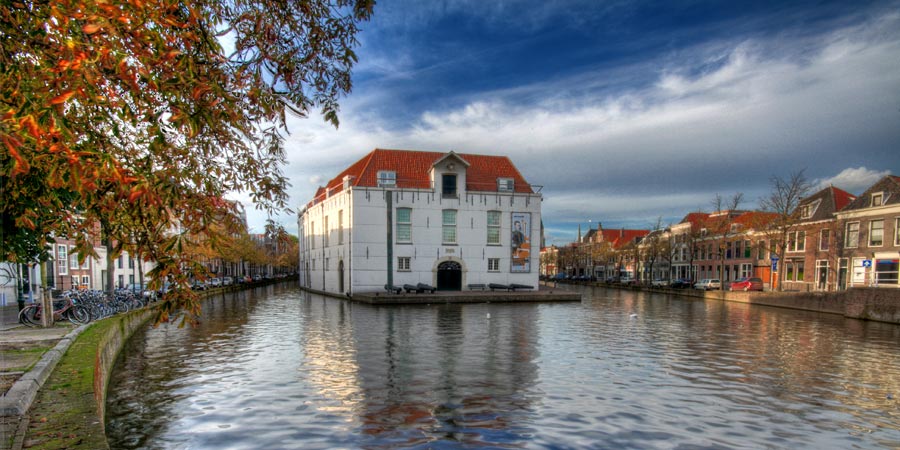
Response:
[[442, 173, 457, 198], [730, 223, 742, 232], [498, 178, 514, 192], [872, 192, 883, 207], [700, 228, 708, 237], [377, 170, 396, 187]]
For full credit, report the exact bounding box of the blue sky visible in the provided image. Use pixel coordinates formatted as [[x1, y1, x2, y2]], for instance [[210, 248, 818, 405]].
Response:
[[236, 0, 900, 245]]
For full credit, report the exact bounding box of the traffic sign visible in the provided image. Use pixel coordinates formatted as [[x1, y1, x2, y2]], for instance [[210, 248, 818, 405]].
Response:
[[772, 261, 778, 271], [862, 260, 872, 268], [770, 255, 779, 261]]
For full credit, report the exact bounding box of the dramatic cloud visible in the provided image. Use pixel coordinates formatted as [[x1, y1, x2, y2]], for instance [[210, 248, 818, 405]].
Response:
[[243, 3, 900, 245]]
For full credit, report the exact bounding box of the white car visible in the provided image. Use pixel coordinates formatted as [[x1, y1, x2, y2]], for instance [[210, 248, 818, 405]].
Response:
[[650, 279, 668, 287], [693, 279, 721, 290], [209, 278, 222, 287]]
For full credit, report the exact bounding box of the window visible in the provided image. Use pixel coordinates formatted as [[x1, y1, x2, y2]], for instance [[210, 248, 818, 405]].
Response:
[[310, 221, 315, 249], [872, 192, 883, 207], [819, 229, 830, 251], [869, 219, 883, 247], [117, 255, 123, 268], [442, 210, 457, 244], [486, 211, 501, 245], [128, 256, 134, 268], [129, 274, 135, 284], [57, 245, 68, 275], [799, 204, 812, 219], [81, 276, 90, 287], [700, 228, 708, 237], [338, 210, 344, 245], [377, 170, 396, 187], [875, 259, 899, 285], [442, 173, 457, 198], [312, 259, 315, 270], [398, 257, 411, 271], [396, 208, 412, 243], [788, 231, 805, 252], [896, 218, 900, 246], [324, 216, 329, 247], [488, 258, 500, 272], [744, 240, 752, 258], [69, 249, 78, 269], [497, 178, 514, 192], [845, 222, 859, 248]]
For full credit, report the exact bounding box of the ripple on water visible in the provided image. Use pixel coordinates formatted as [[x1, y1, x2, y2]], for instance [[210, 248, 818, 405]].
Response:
[[106, 284, 900, 449]]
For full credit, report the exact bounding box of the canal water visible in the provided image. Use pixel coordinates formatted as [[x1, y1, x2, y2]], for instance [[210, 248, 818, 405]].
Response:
[[106, 283, 900, 449]]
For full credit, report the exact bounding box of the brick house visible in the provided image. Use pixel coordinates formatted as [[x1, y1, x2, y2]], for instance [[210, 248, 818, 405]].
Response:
[[691, 211, 777, 286], [785, 185, 856, 291], [834, 175, 900, 288]]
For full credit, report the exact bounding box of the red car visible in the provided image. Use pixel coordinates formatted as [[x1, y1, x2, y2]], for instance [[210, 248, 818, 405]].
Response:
[[729, 277, 764, 291]]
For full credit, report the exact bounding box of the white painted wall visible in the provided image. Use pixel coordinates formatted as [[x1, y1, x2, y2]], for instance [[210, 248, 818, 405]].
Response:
[[299, 162, 542, 294]]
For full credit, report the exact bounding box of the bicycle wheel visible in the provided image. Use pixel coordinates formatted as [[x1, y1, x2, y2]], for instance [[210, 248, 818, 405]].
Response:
[[18, 305, 39, 327], [67, 305, 91, 324]]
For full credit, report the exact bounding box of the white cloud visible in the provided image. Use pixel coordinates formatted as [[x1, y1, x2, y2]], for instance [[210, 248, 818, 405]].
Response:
[[256, 10, 900, 237], [814, 167, 891, 194]]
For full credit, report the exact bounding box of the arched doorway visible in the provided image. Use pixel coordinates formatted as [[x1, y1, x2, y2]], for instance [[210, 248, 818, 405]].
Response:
[[338, 260, 345, 293], [437, 261, 462, 291]]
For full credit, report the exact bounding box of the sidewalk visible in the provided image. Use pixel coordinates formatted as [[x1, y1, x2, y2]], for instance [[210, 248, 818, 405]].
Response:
[[1, 305, 82, 450]]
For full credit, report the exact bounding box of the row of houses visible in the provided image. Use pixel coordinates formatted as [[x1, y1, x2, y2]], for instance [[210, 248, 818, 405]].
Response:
[[0, 205, 292, 306], [543, 174, 900, 291]]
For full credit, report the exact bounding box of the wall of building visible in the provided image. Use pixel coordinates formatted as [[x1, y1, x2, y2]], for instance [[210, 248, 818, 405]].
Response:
[[300, 184, 542, 294]]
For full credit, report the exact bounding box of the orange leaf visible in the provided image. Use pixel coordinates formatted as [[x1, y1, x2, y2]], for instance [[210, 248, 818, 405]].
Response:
[[83, 23, 101, 34], [19, 115, 41, 139], [50, 91, 74, 105], [128, 188, 144, 203]]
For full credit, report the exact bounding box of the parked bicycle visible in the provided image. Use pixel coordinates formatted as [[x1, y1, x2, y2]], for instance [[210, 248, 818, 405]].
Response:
[[18, 296, 91, 326]]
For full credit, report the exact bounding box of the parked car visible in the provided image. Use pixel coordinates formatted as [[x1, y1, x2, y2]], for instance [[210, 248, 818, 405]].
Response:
[[209, 278, 222, 288], [693, 279, 721, 290], [223, 276, 234, 286], [729, 277, 764, 291], [650, 279, 668, 287], [618, 276, 637, 285], [669, 278, 693, 289], [190, 280, 208, 291]]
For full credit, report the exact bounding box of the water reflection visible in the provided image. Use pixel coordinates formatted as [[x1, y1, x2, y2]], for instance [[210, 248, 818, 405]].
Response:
[[106, 283, 900, 449]]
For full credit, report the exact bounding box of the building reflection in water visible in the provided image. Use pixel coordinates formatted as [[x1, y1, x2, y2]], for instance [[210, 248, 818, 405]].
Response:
[[297, 294, 542, 448]]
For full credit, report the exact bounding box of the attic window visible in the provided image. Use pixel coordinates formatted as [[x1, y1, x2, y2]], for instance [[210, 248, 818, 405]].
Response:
[[730, 223, 742, 232], [872, 192, 883, 207], [801, 199, 821, 219], [498, 178, 514, 192], [377, 171, 396, 187], [700, 228, 708, 237]]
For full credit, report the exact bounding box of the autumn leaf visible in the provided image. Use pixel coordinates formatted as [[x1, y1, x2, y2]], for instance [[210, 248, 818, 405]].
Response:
[[83, 23, 102, 34], [49, 91, 75, 105]]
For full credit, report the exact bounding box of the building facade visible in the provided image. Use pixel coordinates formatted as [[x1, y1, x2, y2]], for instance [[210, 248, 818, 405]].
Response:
[[298, 149, 542, 294], [834, 175, 900, 288]]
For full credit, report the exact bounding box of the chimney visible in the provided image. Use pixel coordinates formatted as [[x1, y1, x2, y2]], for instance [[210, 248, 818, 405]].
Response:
[[620, 228, 624, 238]]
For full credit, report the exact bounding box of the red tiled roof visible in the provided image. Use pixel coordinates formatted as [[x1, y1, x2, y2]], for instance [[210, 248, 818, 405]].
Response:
[[599, 229, 650, 249], [830, 186, 856, 211], [309, 148, 533, 206]]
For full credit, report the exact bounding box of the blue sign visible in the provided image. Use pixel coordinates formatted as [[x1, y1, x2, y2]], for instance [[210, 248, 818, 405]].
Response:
[[862, 260, 872, 268], [770, 255, 779, 261], [772, 261, 778, 271]]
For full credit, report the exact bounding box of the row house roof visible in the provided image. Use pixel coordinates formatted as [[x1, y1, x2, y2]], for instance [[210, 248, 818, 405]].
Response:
[[308, 148, 533, 207], [840, 175, 900, 212], [591, 228, 650, 249], [797, 185, 856, 222]]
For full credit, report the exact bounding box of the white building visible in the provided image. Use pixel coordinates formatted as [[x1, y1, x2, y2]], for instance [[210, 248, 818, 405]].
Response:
[[298, 149, 542, 294]]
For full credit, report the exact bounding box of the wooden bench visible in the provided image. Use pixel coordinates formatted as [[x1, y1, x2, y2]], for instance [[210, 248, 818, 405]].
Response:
[[467, 283, 486, 290]]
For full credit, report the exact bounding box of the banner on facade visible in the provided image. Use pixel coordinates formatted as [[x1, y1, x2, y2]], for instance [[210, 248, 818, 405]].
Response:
[[511, 212, 531, 273]]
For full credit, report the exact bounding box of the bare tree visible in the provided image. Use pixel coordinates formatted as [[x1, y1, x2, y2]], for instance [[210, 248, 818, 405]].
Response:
[[759, 170, 812, 291]]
